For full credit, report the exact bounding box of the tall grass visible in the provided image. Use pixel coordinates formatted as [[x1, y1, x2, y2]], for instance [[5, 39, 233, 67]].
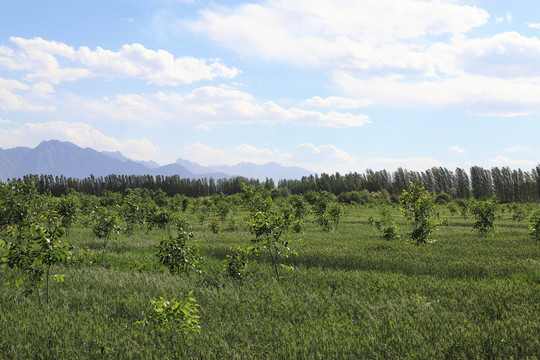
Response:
[[1, 206, 539, 358]]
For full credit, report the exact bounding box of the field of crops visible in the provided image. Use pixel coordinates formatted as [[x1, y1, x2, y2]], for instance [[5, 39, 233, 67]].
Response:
[[1, 193, 539, 359]]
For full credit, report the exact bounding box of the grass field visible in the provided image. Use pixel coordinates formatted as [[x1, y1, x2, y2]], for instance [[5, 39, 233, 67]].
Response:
[[1, 205, 539, 359]]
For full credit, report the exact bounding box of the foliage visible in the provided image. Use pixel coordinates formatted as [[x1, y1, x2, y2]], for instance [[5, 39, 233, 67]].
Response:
[[208, 219, 221, 234], [446, 202, 458, 218], [455, 199, 469, 220], [327, 203, 345, 230], [137, 292, 201, 334], [368, 207, 400, 241], [0, 180, 40, 243], [156, 229, 202, 276], [1, 217, 71, 305], [91, 206, 121, 266], [400, 181, 437, 245], [469, 198, 499, 237], [241, 184, 273, 213], [223, 246, 257, 281], [528, 210, 540, 241], [249, 210, 296, 281], [56, 193, 80, 236], [434, 192, 452, 205]]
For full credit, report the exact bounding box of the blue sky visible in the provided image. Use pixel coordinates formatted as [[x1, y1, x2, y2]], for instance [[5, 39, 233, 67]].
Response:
[[1, 0, 539, 174]]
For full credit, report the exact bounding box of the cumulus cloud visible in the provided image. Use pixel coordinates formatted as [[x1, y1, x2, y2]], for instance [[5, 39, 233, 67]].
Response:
[[0, 37, 239, 86], [361, 157, 444, 172], [450, 145, 466, 154], [305, 96, 372, 109], [186, 0, 488, 78], [504, 146, 536, 154], [0, 121, 161, 161], [155, 86, 371, 127], [179, 142, 358, 173], [489, 155, 536, 166], [180, 143, 275, 166], [0, 77, 55, 111]]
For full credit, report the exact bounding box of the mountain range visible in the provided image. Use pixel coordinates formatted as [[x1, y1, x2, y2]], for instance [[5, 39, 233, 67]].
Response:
[[0, 140, 313, 181]]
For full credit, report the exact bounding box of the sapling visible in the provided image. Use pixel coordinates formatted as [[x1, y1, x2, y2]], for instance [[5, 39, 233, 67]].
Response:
[[369, 206, 400, 241], [91, 206, 121, 266], [156, 228, 202, 276], [249, 210, 296, 282], [1, 216, 71, 305], [469, 198, 499, 237], [401, 181, 437, 245], [528, 210, 540, 242]]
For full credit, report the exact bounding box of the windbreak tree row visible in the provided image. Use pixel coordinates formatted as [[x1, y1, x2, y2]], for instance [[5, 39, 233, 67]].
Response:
[[5, 164, 540, 203]]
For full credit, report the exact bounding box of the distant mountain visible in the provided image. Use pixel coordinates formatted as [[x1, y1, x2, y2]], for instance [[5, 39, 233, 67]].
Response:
[[102, 151, 160, 169], [176, 158, 313, 181], [0, 140, 150, 180], [0, 140, 313, 181]]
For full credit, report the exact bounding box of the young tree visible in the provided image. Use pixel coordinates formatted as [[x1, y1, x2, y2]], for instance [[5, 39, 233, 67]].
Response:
[[400, 181, 437, 245], [1, 215, 71, 306], [248, 210, 295, 282], [156, 228, 202, 276], [91, 207, 121, 266], [469, 198, 499, 237], [369, 206, 400, 241]]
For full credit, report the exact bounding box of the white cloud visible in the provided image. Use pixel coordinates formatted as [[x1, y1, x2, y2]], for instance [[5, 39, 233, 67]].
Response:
[[0, 37, 239, 86], [155, 86, 371, 128], [362, 157, 444, 172], [0, 118, 15, 124], [305, 96, 372, 109], [0, 121, 161, 161], [450, 145, 466, 154], [180, 143, 274, 166], [180, 142, 358, 173], [489, 155, 536, 166], [504, 146, 536, 154], [528, 23, 540, 30], [188, 0, 488, 70], [0, 77, 54, 111], [335, 71, 540, 116]]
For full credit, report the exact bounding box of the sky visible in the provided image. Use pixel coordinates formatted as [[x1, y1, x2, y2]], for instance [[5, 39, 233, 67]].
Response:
[[0, 0, 539, 174]]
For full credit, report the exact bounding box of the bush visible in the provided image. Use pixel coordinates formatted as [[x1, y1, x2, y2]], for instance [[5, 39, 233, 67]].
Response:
[[137, 292, 201, 334], [224, 246, 257, 281], [401, 181, 437, 245], [529, 210, 540, 242], [368, 206, 400, 241], [469, 198, 499, 237], [156, 229, 202, 276]]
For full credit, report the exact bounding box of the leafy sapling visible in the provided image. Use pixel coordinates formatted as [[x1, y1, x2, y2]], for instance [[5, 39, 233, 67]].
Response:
[[91, 206, 121, 267], [249, 210, 296, 282], [469, 198, 499, 237], [400, 181, 437, 245], [156, 228, 202, 276]]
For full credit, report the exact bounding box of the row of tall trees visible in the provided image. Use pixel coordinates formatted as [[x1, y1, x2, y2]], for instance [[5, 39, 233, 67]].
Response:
[[280, 165, 540, 203], [5, 164, 540, 203]]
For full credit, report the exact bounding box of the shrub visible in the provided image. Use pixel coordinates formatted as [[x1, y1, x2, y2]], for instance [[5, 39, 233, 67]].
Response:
[[469, 198, 499, 237], [137, 292, 201, 334], [249, 210, 296, 282], [368, 207, 400, 241], [401, 181, 437, 245], [224, 246, 257, 281], [529, 210, 540, 242], [156, 229, 202, 276]]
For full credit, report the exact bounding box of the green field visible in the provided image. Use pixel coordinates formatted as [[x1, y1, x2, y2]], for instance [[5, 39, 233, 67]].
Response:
[[1, 205, 540, 359]]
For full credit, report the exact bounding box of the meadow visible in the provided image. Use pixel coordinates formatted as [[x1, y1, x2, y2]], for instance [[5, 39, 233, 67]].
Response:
[[1, 201, 539, 359]]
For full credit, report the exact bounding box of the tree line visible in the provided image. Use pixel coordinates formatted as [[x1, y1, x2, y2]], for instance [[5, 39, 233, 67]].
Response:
[[4, 164, 540, 203]]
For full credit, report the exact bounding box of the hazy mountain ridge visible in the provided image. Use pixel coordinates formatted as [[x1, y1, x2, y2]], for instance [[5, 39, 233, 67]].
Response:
[[0, 140, 313, 181]]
